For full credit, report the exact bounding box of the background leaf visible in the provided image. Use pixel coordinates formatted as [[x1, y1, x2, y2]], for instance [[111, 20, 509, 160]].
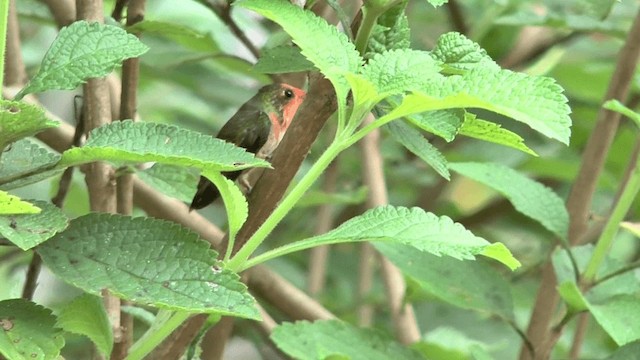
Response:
[[56, 293, 113, 357], [0, 200, 68, 250], [0, 100, 58, 149]]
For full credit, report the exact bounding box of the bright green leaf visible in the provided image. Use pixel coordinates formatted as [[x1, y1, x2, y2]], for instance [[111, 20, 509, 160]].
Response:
[[366, 0, 410, 58], [0, 191, 40, 215], [588, 294, 640, 346], [404, 109, 465, 142], [0, 100, 58, 149], [426, 0, 448, 7], [449, 162, 569, 241], [459, 114, 537, 156], [271, 320, 423, 360], [56, 293, 113, 357], [0, 138, 61, 188], [386, 120, 450, 180], [254, 45, 315, 74], [557, 281, 589, 312], [0, 200, 68, 250], [384, 69, 572, 144], [377, 242, 515, 319], [237, 0, 362, 103], [430, 32, 499, 72], [38, 213, 259, 319], [0, 299, 64, 360], [16, 20, 149, 99], [137, 164, 198, 203], [59, 120, 269, 172]]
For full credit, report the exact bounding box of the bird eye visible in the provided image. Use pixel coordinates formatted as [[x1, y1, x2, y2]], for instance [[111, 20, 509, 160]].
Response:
[[283, 89, 294, 98]]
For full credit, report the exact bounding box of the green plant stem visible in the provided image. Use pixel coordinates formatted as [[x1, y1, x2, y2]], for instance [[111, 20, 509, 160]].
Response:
[[125, 310, 192, 360], [227, 139, 348, 272], [582, 153, 640, 283], [354, 5, 381, 54], [0, 0, 10, 90]]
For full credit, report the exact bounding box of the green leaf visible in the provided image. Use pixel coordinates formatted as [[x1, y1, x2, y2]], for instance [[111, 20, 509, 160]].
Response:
[[0, 200, 68, 250], [17, 20, 149, 99], [0, 138, 61, 187], [237, 0, 362, 102], [254, 45, 315, 74], [449, 162, 569, 241], [607, 341, 640, 360], [361, 49, 442, 98], [459, 114, 538, 156], [0, 191, 40, 215], [588, 294, 640, 346], [302, 206, 519, 269], [430, 32, 499, 73], [366, 0, 410, 58], [384, 69, 572, 144], [0, 299, 64, 360], [0, 100, 58, 149], [376, 242, 515, 320], [137, 164, 198, 203], [604, 99, 640, 129], [404, 109, 465, 142], [385, 120, 450, 180], [59, 120, 269, 172], [202, 169, 248, 253], [271, 320, 423, 360], [38, 213, 259, 319], [415, 327, 492, 360], [426, 0, 448, 7], [56, 293, 113, 357]]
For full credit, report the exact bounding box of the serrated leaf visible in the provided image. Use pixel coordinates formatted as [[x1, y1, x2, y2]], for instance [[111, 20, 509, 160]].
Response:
[[59, 121, 269, 172], [459, 114, 537, 156], [386, 120, 450, 180], [430, 32, 499, 72], [0, 139, 61, 186], [0, 299, 64, 360], [449, 162, 569, 241], [17, 21, 149, 99], [254, 45, 315, 74], [38, 213, 259, 319], [137, 164, 198, 203], [404, 109, 465, 142], [588, 294, 640, 346], [384, 69, 572, 144], [361, 49, 442, 98], [0, 100, 58, 149], [0, 191, 41, 215], [202, 170, 248, 253], [271, 320, 423, 360], [366, 0, 410, 58], [0, 200, 68, 250], [56, 293, 113, 357], [376, 242, 515, 320], [304, 205, 519, 269], [237, 0, 362, 102]]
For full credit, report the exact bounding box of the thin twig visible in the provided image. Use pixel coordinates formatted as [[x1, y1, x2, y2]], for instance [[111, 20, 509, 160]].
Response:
[[21, 253, 42, 300], [4, 0, 27, 86], [203, 1, 260, 60]]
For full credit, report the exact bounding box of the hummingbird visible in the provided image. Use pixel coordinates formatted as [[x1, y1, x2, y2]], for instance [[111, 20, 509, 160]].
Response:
[[189, 83, 306, 210]]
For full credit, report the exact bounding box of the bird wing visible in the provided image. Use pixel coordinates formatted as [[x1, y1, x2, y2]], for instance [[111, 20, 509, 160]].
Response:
[[216, 108, 271, 154]]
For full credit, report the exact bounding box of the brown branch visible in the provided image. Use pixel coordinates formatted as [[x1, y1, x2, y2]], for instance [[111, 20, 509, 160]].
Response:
[[446, 0, 467, 35], [40, 0, 76, 28], [21, 253, 42, 300], [200, 317, 235, 360], [359, 115, 420, 344], [520, 10, 640, 360], [4, 0, 27, 86]]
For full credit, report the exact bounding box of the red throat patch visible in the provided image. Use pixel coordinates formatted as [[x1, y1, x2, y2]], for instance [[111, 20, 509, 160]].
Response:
[[274, 85, 306, 141]]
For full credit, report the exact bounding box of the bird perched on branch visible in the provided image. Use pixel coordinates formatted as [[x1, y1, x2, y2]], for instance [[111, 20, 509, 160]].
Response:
[[190, 83, 306, 210]]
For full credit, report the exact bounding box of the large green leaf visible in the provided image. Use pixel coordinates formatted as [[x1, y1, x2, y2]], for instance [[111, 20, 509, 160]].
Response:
[[237, 0, 362, 103], [271, 320, 423, 360], [254, 45, 315, 74], [449, 162, 569, 241], [16, 20, 149, 99], [38, 213, 259, 319], [0, 299, 64, 360], [59, 120, 268, 172], [383, 69, 572, 144], [273, 206, 520, 270], [0, 100, 58, 150], [56, 293, 113, 357], [376, 242, 515, 320], [0, 200, 68, 250]]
